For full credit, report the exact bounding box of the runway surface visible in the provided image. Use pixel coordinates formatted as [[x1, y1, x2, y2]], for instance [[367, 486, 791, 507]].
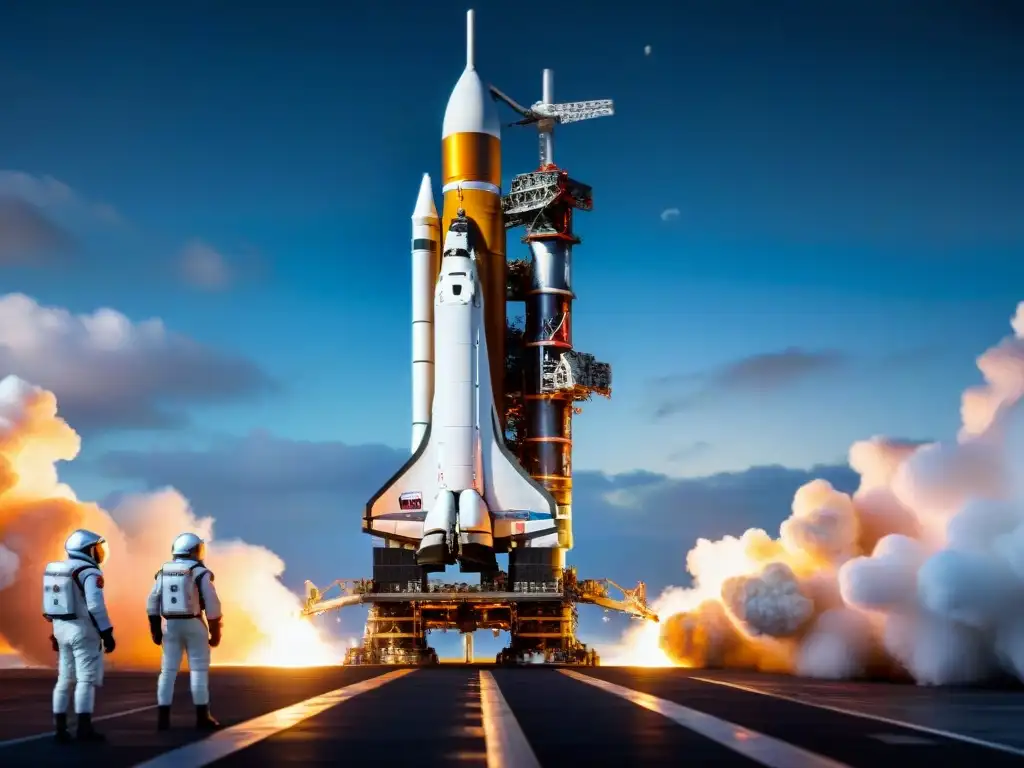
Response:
[[2, 665, 1023, 767]]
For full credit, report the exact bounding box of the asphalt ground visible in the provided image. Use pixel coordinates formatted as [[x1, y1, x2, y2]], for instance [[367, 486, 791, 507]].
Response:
[[1, 665, 1022, 767]]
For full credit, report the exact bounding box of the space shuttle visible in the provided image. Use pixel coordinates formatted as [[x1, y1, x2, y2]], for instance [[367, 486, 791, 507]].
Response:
[[365, 209, 560, 572], [362, 10, 560, 572]]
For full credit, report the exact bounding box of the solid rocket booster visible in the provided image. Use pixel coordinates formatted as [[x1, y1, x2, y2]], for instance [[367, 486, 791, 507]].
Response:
[[411, 173, 440, 453], [440, 9, 507, 429]]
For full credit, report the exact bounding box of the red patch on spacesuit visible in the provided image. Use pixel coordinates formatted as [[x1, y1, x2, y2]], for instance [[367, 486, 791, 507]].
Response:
[[95, 575, 105, 589]]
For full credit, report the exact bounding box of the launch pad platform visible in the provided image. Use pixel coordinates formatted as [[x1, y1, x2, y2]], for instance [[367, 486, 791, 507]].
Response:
[[302, 550, 657, 666]]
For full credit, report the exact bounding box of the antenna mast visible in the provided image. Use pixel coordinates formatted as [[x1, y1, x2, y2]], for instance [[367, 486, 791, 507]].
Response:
[[540, 69, 555, 166], [489, 69, 614, 168]]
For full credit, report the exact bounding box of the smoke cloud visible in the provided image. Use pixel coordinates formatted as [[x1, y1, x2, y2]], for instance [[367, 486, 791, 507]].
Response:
[[0, 375, 341, 668], [612, 301, 1024, 685]]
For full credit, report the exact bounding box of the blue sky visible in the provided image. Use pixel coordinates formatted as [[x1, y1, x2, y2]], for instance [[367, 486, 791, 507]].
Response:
[[1, 1, 1021, 655]]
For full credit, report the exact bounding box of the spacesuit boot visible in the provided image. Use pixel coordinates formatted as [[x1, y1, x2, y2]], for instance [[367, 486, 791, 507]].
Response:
[[53, 713, 72, 745], [196, 704, 221, 730], [157, 705, 171, 731], [76, 713, 105, 742]]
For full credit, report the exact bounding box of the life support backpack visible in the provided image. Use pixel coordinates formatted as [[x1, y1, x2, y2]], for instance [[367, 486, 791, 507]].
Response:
[[159, 562, 206, 618], [41, 561, 93, 621]]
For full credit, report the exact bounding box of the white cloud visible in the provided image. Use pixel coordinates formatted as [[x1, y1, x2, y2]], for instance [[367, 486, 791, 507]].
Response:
[[179, 239, 232, 290], [660, 207, 681, 222], [99, 431, 403, 495], [0, 170, 123, 225], [0, 293, 274, 430]]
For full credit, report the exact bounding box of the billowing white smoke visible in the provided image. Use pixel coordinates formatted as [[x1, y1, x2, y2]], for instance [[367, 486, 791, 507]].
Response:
[[0, 374, 341, 668], [636, 301, 1024, 685]]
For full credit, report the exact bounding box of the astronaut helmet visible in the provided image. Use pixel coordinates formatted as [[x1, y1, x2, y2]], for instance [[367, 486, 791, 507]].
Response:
[[171, 532, 206, 563], [64, 529, 109, 566]]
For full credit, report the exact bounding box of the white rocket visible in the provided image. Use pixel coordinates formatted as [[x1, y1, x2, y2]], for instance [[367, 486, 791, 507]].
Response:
[[363, 208, 560, 572]]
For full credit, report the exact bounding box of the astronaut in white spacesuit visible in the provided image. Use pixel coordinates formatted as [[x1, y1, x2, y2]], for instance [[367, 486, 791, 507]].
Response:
[[147, 532, 223, 730], [42, 529, 117, 744]]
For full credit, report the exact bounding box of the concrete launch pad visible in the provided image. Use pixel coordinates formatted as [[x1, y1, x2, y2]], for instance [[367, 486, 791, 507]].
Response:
[[3, 666, 1024, 766]]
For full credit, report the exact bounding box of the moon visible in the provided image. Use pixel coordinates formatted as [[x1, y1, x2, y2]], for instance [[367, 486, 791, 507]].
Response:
[[644, 45, 652, 56]]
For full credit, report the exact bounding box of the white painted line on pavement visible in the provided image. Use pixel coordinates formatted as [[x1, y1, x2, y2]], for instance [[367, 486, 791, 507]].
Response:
[[132, 669, 415, 768], [691, 675, 1024, 758], [479, 671, 541, 768], [560, 670, 852, 768], [0, 704, 156, 748]]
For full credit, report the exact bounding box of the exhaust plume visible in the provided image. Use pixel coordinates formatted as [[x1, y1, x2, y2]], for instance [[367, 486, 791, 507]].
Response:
[[611, 301, 1024, 685], [0, 375, 341, 668]]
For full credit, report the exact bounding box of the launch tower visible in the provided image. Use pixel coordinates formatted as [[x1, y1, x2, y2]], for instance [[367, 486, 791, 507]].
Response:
[[495, 68, 615, 660]]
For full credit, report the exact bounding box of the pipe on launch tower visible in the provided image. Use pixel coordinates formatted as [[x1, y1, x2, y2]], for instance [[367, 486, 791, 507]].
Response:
[[522, 235, 577, 566]]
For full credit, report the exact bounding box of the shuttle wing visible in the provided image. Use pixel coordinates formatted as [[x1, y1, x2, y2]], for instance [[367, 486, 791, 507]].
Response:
[[481, 404, 556, 520], [484, 402, 562, 548], [363, 429, 437, 544]]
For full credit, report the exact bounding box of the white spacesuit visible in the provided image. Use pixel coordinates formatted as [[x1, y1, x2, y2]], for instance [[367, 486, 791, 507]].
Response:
[[42, 529, 117, 744], [146, 532, 223, 730]]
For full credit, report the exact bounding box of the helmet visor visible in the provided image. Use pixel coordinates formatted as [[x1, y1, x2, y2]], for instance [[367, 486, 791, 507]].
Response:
[[195, 542, 207, 562], [93, 540, 109, 565]]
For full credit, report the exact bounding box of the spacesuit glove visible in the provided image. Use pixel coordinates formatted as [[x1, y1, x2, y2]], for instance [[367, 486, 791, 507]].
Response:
[[208, 618, 222, 648], [50, 634, 58, 652], [148, 615, 163, 646], [100, 628, 116, 654]]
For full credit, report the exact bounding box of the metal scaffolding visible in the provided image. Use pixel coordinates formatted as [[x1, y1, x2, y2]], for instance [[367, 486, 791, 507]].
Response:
[[302, 566, 656, 665]]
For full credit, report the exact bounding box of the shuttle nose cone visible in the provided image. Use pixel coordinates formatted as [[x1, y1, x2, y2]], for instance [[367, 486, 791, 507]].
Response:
[[442, 10, 501, 140]]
